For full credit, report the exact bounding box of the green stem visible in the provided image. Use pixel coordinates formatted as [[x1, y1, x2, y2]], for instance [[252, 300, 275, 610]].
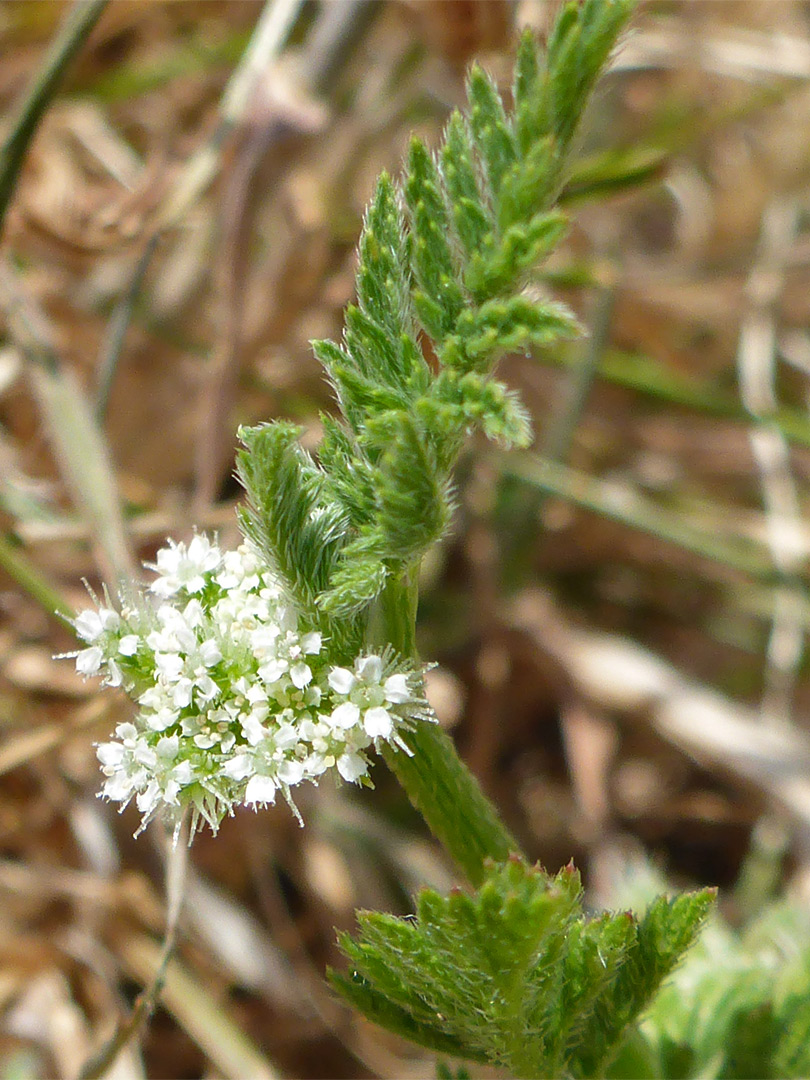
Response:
[[379, 570, 521, 886]]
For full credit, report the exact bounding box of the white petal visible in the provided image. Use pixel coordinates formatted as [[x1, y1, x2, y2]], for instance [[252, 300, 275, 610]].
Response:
[[242, 714, 267, 747], [133, 743, 157, 767], [275, 723, 299, 749], [155, 652, 184, 682], [76, 647, 103, 675], [171, 760, 193, 786], [363, 706, 394, 739], [156, 735, 179, 759], [96, 742, 124, 768], [118, 634, 140, 657], [330, 702, 360, 730], [303, 752, 328, 776], [163, 780, 180, 806], [145, 707, 178, 732], [98, 608, 121, 633], [337, 752, 367, 782], [277, 759, 305, 786], [139, 686, 164, 709], [223, 753, 254, 781], [290, 662, 312, 689], [259, 659, 287, 684], [103, 772, 133, 802], [245, 774, 277, 806], [384, 673, 412, 704], [136, 781, 161, 814], [105, 659, 123, 687], [194, 675, 219, 703], [301, 631, 322, 655], [74, 610, 103, 642], [355, 655, 382, 684], [199, 639, 222, 667], [183, 599, 205, 627], [171, 679, 193, 709], [150, 577, 180, 598], [155, 544, 182, 575], [328, 667, 356, 695]]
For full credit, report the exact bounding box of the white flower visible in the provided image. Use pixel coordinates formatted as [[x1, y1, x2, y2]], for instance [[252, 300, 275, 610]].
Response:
[[145, 707, 179, 732], [156, 735, 179, 759], [70, 533, 433, 836], [136, 781, 161, 815], [277, 759, 305, 786], [103, 771, 135, 802], [154, 652, 184, 683], [259, 658, 287, 684], [97, 742, 125, 770], [199, 639, 222, 667], [105, 659, 123, 687], [301, 632, 322, 655], [151, 535, 221, 596]]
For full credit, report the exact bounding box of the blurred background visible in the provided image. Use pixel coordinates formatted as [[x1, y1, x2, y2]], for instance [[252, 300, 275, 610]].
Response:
[[2, 0, 810, 1076]]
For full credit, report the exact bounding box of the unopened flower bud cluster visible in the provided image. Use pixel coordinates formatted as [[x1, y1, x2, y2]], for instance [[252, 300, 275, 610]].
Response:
[[71, 535, 430, 833]]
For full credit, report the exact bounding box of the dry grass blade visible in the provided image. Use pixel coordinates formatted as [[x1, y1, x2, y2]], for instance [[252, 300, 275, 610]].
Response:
[[158, 0, 306, 232], [511, 591, 810, 838], [29, 363, 136, 588], [737, 198, 805, 726], [0, 0, 108, 239], [0, 696, 114, 778], [0, 531, 73, 621], [0, 260, 136, 588], [503, 455, 779, 583], [116, 935, 281, 1080], [80, 824, 189, 1080]]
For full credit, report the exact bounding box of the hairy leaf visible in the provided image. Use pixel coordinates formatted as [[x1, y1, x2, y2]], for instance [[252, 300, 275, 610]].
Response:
[[331, 858, 712, 1077]]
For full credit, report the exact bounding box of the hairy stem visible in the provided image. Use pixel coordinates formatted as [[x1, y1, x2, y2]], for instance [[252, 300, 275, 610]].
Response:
[[379, 571, 521, 886]]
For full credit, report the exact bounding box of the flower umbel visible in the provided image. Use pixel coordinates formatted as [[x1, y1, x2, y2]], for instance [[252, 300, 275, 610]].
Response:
[[70, 537, 432, 835]]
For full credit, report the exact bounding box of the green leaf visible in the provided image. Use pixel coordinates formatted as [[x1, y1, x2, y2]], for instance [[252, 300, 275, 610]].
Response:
[[422, 369, 533, 450], [441, 111, 493, 258], [467, 64, 518, 213], [457, 295, 579, 365], [496, 137, 559, 234], [236, 422, 347, 619], [513, 26, 545, 155], [466, 209, 568, 299], [406, 138, 465, 343], [331, 858, 712, 1077], [547, 0, 635, 151]]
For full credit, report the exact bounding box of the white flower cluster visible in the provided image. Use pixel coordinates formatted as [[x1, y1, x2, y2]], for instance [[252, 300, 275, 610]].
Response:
[[70, 535, 431, 834]]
